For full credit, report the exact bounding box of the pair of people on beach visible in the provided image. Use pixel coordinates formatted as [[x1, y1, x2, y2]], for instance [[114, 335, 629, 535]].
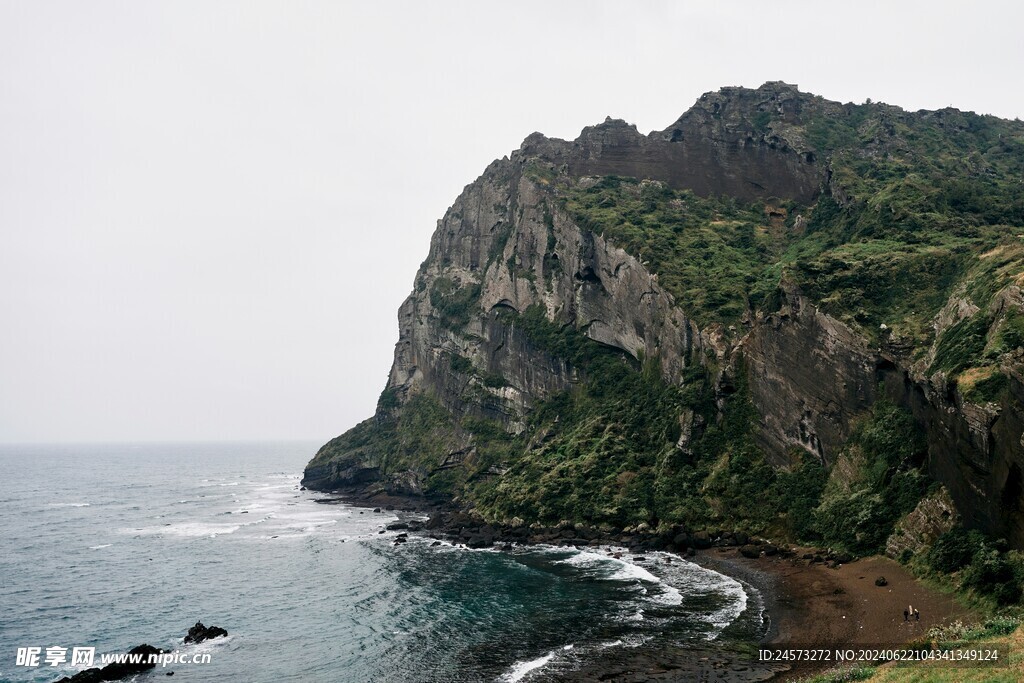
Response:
[[903, 605, 920, 621]]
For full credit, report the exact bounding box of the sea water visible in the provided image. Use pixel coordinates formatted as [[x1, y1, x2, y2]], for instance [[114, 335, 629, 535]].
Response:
[[0, 442, 762, 682]]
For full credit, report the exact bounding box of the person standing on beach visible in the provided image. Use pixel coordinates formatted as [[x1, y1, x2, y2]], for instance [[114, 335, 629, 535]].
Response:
[[903, 608, 909, 621], [914, 608, 920, 621]]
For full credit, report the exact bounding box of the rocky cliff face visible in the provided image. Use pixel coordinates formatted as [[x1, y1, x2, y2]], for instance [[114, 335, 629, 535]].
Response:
[[304, 82, 1024, 549], [740, 280, 1024, 544], [523, 82, 825, 204], [880, 357, 1024, 542], [740, 284, 878, 467], [377, 158, 703, 432]]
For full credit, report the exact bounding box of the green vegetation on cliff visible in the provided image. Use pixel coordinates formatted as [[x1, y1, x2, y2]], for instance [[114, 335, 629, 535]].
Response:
[[475, 305, 693, 526], [812, 401, 930, 554], [430, 277, 482, 331], [920, 528, 1024, 607], [542, 99, 1024, 367], [775, 104, 1024, 359], [561, 176, 778, 325], [468, 309, 931, 544], [582, 98, 1022, 337]]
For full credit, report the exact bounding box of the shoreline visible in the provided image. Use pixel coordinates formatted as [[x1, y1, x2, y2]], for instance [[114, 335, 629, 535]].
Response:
[[311, 488, 976, 681], [692, 549, 976, 680]]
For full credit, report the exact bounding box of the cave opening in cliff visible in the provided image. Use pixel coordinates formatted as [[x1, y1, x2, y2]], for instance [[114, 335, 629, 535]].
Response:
[[1002, 463, 1024, 513]]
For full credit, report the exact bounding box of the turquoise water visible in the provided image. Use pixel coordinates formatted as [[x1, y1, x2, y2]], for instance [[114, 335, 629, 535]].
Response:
[[0, 442, 762, 682]]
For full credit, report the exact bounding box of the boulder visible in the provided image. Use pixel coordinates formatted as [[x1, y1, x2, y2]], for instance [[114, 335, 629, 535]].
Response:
[[54, 645, 163, 683], [466, 536, 493, 549], [183, 621, 228, 645]]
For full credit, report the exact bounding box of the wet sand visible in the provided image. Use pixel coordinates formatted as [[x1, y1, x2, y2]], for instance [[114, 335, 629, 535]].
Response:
[[694, 548, 977, 682]]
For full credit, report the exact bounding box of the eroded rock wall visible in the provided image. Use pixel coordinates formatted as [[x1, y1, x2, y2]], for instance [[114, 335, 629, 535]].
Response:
[[521, 82, 824, 205], [387, 159, 703, 434], [741, 284, 1024, 546], [740, 285, 879, 468], [879, 364, 1024, 545]]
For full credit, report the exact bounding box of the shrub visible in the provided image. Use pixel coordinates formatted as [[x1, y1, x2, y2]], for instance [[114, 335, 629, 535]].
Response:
[[928, 527, 986, 573], [481, 372, 508, 388], [964, 371, 1009, 404], [448, 353, 474, 374], [430, 277, 482, 330], [961, 548, 1022, 605], [813, 401, 929, 555], [773, 453, 827, 540], [378, 387, 401, 411]]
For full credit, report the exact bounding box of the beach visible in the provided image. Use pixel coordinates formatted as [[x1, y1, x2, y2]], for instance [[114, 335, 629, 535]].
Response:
[[540, 550, 976, 682], [698, 549, 977, 681]]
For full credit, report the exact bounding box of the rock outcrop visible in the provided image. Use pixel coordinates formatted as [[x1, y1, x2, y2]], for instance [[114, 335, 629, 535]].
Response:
[[53, 645, 163, 683], [885, 487, 960, 559], [183, 621, 228, 645], [522, 82, 824, 203]]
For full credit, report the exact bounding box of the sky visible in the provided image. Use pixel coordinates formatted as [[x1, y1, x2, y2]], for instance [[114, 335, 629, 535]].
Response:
[[1, 1, 1022, 444]]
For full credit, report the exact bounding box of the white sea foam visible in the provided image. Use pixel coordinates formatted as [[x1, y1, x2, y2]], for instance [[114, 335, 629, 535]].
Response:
[[47, 502, 90, 507], [552, 548, 684, 605], [122, 522, 242, 538], [431, 540, 501, 554], [547, 545, 747, 632], [635, 550, 750, 634], [502, 651, 554, 682], [624, 633, 653, 648], [176, 634, 234, 658], [555, 550, 659, 583], [89, 544, 112, 550]]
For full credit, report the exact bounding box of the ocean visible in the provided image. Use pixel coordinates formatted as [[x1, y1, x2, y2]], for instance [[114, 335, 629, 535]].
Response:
[[0, 442, 764, 682]]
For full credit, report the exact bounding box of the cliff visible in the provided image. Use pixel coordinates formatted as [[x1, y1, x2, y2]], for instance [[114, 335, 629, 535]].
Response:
[[304, 81, 1024, 554]]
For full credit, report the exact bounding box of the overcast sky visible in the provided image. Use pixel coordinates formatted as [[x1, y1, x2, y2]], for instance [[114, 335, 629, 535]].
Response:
[[1, 1, 1022, 444]]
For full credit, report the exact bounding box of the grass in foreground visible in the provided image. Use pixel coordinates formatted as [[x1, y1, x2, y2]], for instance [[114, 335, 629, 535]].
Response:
[[798, 619, 1024, 682]]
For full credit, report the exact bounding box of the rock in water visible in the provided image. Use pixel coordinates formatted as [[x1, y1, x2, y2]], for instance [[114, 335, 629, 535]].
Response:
[[54, 644, 163, 682], [53, 622, 226, 683], [183, 621, 228, 644]]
